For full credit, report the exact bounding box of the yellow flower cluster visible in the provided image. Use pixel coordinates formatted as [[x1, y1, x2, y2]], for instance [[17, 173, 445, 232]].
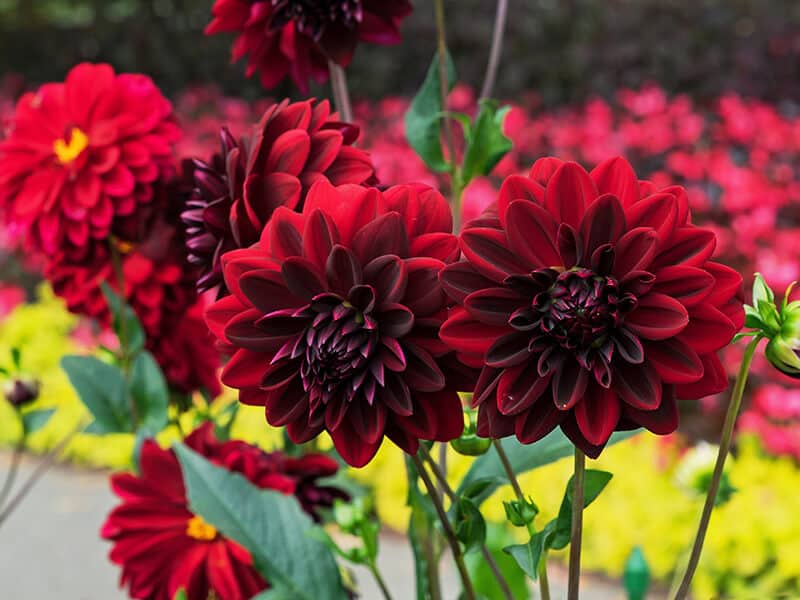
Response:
[[3, 289, 800, 597]]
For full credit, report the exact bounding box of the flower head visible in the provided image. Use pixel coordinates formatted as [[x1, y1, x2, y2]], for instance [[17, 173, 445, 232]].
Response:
[[440, 157, 744, 457], [205, 0, 412, 93], [0, 63, 180, 263], [183, 99, 375, 295], [101, 422, 346, 600], [206, 181, 469, 467]]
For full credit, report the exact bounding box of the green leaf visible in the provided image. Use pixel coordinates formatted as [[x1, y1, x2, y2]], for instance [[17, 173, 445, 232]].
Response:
[[404, 51, 456, 173], [21, 408, 55, 434], [461, 100, 513, 185], [129, 351, 169, 433], [10, 347, 21, 370], [466, 523, 530, 600], [175, 444, 347, 600], [752, 272, 774, 306], [61, 355, 131, 433], [503, 531, 546, 580], [172, 589, 187, 600], [101, 282, 145, 356], [457, 431, 634, 506], [454, 497, 486, 554], [549, 470, 613, 550], [251, 590, 298, 600]]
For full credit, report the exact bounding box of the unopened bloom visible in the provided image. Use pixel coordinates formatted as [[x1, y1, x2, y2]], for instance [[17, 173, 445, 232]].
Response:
[[183, 99, 375, 294], [206, 181, 468, 467], [0, 63, 180, 263], [205, 0, 412, 93], [101, 423, 346, 600], [440, 156, 743, 457]]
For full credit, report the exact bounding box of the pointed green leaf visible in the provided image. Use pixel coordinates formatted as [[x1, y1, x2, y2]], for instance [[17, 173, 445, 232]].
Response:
[[404, 52, 457, 173], [129, 351, 169, 433], [461, 100, 513, 184], [549, 470, 613, 550], [455, 497, 486, 553], [175, 444, 347, 600], [503, 531, 546, 580], [101, 282, 145, 356], [61, 355, 131, 433], [21, 408, 55, 434]]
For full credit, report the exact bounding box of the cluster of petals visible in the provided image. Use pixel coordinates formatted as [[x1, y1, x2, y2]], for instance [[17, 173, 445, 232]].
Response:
[[439, 157, 744, 456], [205, 0, 412, 93], [206, 181, 472, 467], [101, 423, 345, 600], [183, 98, 375, 294], [0, 63, 179, 263]]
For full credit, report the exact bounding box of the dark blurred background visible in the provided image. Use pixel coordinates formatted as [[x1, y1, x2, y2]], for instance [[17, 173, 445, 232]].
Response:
[[3, 0, 800, 103]]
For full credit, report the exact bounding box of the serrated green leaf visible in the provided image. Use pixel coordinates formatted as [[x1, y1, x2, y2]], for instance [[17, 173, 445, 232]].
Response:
[[404, 52, 457, 173], [549, 470, 613, 550], [461, 100, 513, 184], [21, 408, 55, 434], [61, 355, 131, 433], [101, 282, 145, 356], [457, 431, 634, 506], [129, 351, 169, 433], [175, 444, 347, 600]]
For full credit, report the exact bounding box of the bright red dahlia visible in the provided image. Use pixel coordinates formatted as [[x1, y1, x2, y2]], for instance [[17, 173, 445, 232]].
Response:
[[206, 181, 468, 467], [440, 157, 744, 457], [101, 422, 346, 600], [0, 63, 180, 263], [205, 0, 412, 93], [183, 99, 375, 294]]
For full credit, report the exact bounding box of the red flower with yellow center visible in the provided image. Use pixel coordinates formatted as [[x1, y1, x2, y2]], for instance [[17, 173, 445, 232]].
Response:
[[440, 157, 744, 457], [0, 62, 180, 263]]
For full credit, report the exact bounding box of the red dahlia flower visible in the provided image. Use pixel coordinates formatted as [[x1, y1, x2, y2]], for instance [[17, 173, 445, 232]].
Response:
[[440, 157, 744, 457], [183, 99, 375, 294], [206, 181, 469, 467], [101, 423, 346, 600], [0, 63, 180, 263], [205, 0, 412, 93]]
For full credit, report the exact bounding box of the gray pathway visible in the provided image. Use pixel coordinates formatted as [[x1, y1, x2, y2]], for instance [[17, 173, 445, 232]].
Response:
[[0, 452, 634, 599]]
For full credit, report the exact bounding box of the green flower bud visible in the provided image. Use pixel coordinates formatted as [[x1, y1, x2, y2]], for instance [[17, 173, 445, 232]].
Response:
[[450, 433, 491, 456], [503, 497, 538, 527]]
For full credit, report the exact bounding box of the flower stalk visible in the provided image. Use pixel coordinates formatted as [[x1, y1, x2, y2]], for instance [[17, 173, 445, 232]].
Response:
[[328, 61, 354, 123], [479, 0, 509, 100], [671, 336, 761, 599], [568, 448, 586, 600]]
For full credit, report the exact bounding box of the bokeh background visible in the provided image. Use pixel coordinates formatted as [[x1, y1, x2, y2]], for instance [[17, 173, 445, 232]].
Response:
[[3, 1, 800, 598]]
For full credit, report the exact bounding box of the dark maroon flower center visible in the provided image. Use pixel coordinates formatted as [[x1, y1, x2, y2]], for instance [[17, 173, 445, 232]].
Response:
[[270, 0, 363, 38], [294, 293, 378, 406]]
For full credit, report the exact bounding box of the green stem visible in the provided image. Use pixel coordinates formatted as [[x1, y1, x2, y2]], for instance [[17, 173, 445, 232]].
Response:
[[328, 61, 353, 123], [479, 0, 509, 100], [367, 560, 394, 600], [493, 439, 552, 600], [0, 435, 25, 510], [671, 336, 761, 600], [567, 448, 585, 600], [108, 239, 137, 426], [411, 454, 476, 600], [419, 445, 515, 600]]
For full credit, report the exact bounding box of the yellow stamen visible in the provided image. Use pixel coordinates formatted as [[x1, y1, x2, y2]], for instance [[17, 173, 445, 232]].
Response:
[[186, 515, 217, 541], [53, 127, 89, 165]]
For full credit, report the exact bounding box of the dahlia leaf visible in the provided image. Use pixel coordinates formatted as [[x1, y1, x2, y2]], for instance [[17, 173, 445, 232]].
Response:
[[549, 469, 613, 550], [101, 283, 145, 356], [129, 351, 169, 433], [461, 100, 513, 185], [456, 430, 635, 506], [20, 408, 55, 435], [454, 496, 487, 553], [404, 51, 457, 173], [175, 444, 348, 600], [61, 355, 132, 433], [503, 531, 546, 580], [466, 523, 531, 599]]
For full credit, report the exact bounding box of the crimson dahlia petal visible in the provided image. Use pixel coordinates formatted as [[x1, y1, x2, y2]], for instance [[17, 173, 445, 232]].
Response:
[[0, 63, 180, 263], [101, 423, 345, 600], [207, 181, 471, 467], [440, 156, 744, 458], [183, 99, 376, 295], [205, 0, 412, 93]]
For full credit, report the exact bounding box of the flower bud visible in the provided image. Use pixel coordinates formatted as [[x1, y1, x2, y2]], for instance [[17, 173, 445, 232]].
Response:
[[3, 378, 39, 408], [744, 275, 800, 379], [503, 497, 538, 527], [450, 406, 491, 456]]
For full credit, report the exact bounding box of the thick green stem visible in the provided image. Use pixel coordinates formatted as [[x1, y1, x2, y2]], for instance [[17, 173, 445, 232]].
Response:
[[479, 0, 509, 100], [411, 454, 476, 600], [419, 445, 515, 600], [328, 61, 353, 123], [567, 448, 585, 600], [492, 440, 552, 599], [671, 337, 761, 600]]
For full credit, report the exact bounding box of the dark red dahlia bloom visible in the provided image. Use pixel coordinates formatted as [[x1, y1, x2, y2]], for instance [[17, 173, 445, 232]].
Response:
[[205, 0, 412, 93], [440, 157, 744, 458], [183, 99, 375, 294], [101, 423, 346, 600], [0, 63, 180, 263], [206, 181, 468, 467]]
